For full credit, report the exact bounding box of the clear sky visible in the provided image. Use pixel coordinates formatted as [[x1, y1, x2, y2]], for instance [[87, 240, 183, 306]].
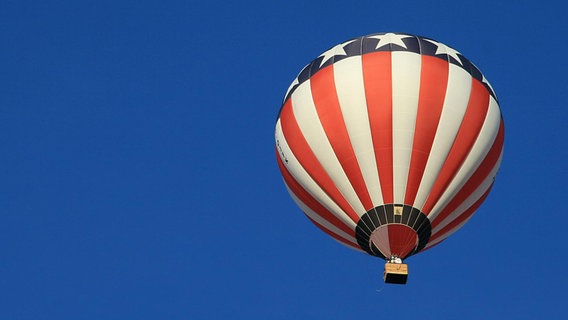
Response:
[[1, 1, 566, 319]]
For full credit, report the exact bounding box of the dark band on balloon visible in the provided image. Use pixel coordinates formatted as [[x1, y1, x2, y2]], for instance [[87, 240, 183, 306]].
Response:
[[278, 33, 498, 113], [355, 204, 432, 259]]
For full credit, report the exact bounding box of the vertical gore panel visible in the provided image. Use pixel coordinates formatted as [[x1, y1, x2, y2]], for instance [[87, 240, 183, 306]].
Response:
[[391, 52, 421, 204], [276, 150, 355, 236], [310, 66, 374, 210], [334, 56, 384, 207], [431, 119, 504, 228], [429, 186, 492, 243], [404, 56, 449, 205], [304, 214, 361, 251], [279, 100, 360, 222], [421, 79, 490, 214], [362, 52, 394, 204]]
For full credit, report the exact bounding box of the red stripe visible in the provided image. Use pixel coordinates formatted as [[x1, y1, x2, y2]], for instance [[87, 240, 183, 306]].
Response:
[[422, 79, 490, 214], [305, 214, 361, 251], [276, 149, 356, 237], [310, 66, 374, 210], [387, 224, 417, 258], [362, 52, 394, 204], [431, 118, 504, 229], [429, 184, 493, 243], [279, 100, 360, 223], [404, 56, 449, 205]]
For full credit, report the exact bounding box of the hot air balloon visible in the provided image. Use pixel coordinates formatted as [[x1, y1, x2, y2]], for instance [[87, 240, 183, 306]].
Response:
[[274, 32, 504, 284]]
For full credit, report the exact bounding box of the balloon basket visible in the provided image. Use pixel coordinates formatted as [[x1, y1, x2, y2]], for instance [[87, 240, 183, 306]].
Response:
[[383, 262, 408, 284]]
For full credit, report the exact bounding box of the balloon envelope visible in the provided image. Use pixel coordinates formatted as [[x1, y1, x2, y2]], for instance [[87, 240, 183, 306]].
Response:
[[275, 32, 504, 260]]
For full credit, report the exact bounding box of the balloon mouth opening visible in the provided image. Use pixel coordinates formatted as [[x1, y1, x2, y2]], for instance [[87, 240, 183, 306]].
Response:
[[370, 224, 419, 259], [355, 204, 432, 259]]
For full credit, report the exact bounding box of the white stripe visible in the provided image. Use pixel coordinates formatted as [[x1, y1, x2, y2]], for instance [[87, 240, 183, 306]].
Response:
[[285, 185, 359, 248], [291, 80, 366, 214], [413, 64, 472, 209], [334, 56, 384, 207], [284, 64, 309, 103], [392, 51, 422, 203], [428, 96, 501, 219], [432, 150, 503, 235], [391, 51, 421, 204], [275, 120, 357, 229]]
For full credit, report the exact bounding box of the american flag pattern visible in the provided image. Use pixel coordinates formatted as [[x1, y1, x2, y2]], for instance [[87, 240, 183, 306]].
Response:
[[275, 33, 504, 260]]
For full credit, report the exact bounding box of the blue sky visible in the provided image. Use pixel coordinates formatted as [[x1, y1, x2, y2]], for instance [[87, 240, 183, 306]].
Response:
[[1, 0, 566, 319]]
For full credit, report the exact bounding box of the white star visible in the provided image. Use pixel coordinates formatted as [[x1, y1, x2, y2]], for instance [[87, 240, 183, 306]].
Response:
[[318, 44, 345, 67], [317, 39, 356, 67], [424, 39, 463, 65], [481, 74, 496, 97], [467, 60, 495, 96], [368, 33, 411, 50], [284, 76, 300, 101]]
